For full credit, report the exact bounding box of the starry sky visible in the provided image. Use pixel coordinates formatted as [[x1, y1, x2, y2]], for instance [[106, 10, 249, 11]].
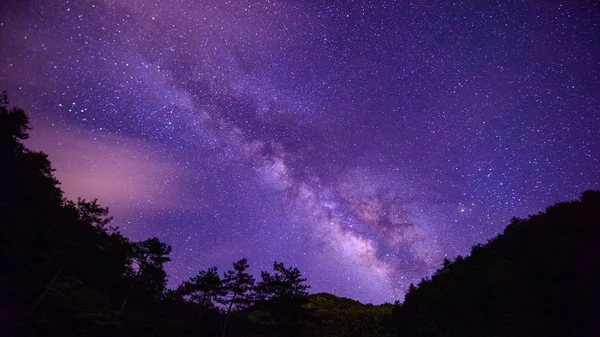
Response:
[[1, 0, 599, 304]]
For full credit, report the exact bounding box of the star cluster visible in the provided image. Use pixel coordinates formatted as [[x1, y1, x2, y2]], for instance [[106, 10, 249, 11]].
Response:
[[1, 0, 598, 303]]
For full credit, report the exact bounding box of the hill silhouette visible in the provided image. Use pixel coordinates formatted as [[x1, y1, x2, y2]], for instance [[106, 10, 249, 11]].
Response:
[[386, 190, 600, 337], [1, 93, 598, 337]]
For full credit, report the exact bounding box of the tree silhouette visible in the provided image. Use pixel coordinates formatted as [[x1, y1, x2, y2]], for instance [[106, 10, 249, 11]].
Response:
[[177, 266, 225, 308], [386, 190, 600, 337], [0, 93, 132, 336], [120, 237, 171, 313], [256, 262, 310, 301], [0, 91, 30, 152], [251, 262, 312, 337], [220, 258, 255, 337]]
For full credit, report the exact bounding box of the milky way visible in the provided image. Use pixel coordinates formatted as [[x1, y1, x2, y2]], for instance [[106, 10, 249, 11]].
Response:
[[1, 1, 599, 303]]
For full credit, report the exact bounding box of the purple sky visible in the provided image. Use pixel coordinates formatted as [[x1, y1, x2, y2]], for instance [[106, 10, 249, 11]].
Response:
[[1, 0, 599, 304]]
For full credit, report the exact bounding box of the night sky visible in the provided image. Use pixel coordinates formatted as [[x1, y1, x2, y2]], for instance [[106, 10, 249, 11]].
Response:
[[1, 0, 599, 304]]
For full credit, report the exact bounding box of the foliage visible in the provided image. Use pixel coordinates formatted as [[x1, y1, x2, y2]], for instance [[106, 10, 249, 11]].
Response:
[[0, 94, 171, 337], [386, 190, 600, 337], [303, 293, 393, 337], [256, 262, 310, 301], [176, 266, 225, 308], [221, 258, 256, 311]]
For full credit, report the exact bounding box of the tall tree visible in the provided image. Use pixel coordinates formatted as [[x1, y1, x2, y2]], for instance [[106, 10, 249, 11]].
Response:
[[252, 262, 311, 337], [0, 91, 29, 154], [119, 237, 171, 313], [220, 258, 255, 337]]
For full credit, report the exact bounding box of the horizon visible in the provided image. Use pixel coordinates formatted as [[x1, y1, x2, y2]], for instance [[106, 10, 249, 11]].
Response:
[[2, 0, 598, 304]]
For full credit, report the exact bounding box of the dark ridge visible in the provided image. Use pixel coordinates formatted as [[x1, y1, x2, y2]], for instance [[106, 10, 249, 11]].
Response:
[[386, 189, 600, 337]]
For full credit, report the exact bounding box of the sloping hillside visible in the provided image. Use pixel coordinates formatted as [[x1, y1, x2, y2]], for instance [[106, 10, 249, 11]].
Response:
[[306, 293, 392, 337], [387, 190, 600, 337]]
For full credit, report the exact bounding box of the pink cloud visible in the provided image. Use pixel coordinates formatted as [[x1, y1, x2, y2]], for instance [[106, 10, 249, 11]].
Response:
[[25, 120, 185, 215]]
